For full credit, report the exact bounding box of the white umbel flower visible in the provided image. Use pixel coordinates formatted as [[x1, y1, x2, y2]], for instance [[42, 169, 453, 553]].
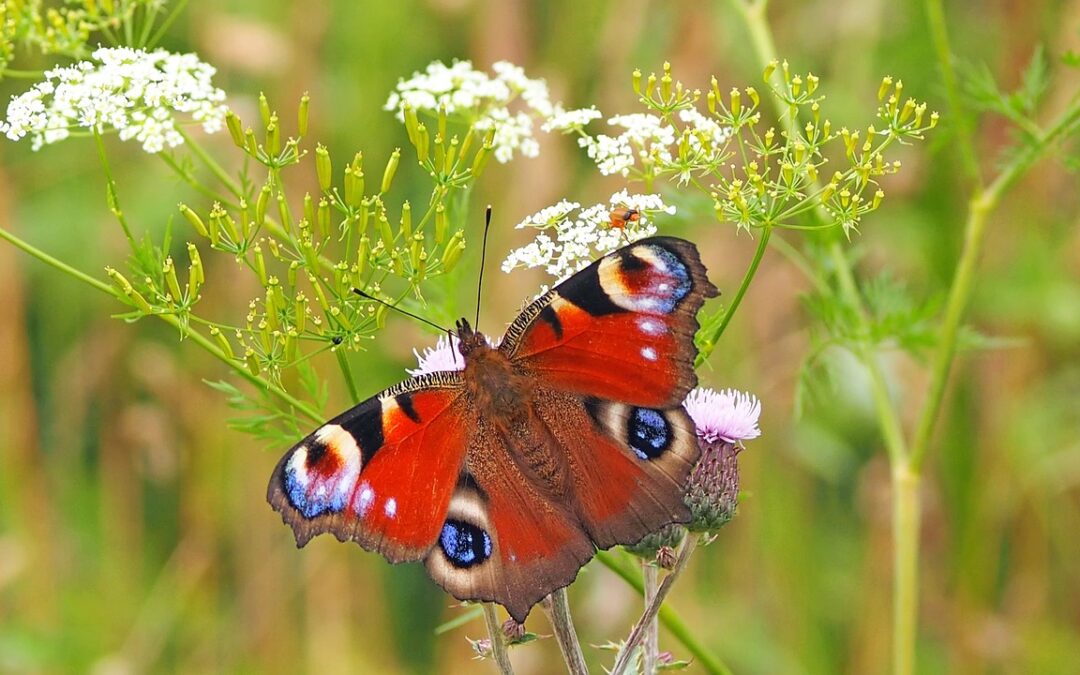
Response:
[[501, 190, 675, 282], [0, 47, 227, 153], [385, 59, 556, 164]]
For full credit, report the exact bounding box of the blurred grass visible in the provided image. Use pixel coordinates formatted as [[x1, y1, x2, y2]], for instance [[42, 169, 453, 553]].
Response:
[[1, 0, 1079, 672]]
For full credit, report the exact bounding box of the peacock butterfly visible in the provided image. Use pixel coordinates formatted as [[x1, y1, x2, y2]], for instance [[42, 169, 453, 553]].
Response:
[[267, 236, 718, 622]]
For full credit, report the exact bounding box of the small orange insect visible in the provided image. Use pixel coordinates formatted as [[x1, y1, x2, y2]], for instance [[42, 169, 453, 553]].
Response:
[[608, 206, 640, 230]]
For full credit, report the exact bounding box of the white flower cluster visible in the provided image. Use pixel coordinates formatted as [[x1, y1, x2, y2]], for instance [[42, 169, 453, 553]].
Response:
[[501, 190, 675, 282], [541, 105, 602, 132], [0, 47, 227, 153], [571, 109, 732, 181], [384, 60, 555, 164]]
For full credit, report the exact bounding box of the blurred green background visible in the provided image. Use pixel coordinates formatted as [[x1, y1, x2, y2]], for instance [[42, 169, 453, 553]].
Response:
[[2, 0, 1079, 673]]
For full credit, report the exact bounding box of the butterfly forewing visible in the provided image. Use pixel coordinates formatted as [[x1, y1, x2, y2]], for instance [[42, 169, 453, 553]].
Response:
[[268, 372, 472, 563], [501, 236, 718, 408]]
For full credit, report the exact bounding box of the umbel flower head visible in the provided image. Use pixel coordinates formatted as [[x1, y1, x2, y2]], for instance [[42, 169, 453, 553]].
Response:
[[683, 387, 761, 532], [501, 190, 674, 283], [384, 60, 556, 164], [0, 47, 227, 153]]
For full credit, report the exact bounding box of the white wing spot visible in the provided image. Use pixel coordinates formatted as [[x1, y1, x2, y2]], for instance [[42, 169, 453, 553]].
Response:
[[642, 347, 658, 361], [385, 497, 398, 518], [356, 483, 375, 516], [637, 318, 665, 335]]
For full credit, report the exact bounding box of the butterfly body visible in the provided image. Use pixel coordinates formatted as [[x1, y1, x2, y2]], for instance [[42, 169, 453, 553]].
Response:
[[269, 236, 718, 621]]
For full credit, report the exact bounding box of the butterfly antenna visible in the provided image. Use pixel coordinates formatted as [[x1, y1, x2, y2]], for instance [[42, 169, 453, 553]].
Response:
[[474, 205, 493, 327], [351, 288, 450, 334]]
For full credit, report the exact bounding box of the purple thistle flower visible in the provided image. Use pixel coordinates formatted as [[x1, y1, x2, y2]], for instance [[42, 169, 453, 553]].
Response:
[[682, 387, 762, 533]]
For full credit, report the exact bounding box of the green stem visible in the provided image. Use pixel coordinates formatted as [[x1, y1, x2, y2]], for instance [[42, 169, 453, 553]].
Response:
[[334, 348, 361, 405], [0, 226, 322, 424], [147, 0, 191, 48], [892, 463, 920, 675], [177, 127, 245, 198], [93, 130, 137, 247], [481, 604, 515, 675], [595, 551, 732, 675], [544, 589, 589, 675], [922, 0, 981, 184], [611, 536, 700, 675], [696, 225, 771, 367], [1, 69, 46, 79], [642, 562, 659, 674], [908, 100, 1080, 472]]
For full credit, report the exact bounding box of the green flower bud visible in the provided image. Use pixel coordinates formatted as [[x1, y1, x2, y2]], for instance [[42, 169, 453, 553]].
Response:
[[632, 69, 642, 96], [210, 326, 234, 359], [378, 212, 395, 250], [316, 144, 332, 192], [253, 244, 268, 285], [266, 115, 281, 155], [400, 201, 412, 239], [729, 87, 741, 116], [381, 148, 400, 194], [179, 204, 208, 238], [441, 230, 466, 272], [276, 192, 291, 233], [415, 123, 430, 163], [434, 203, 447, 244], [298, 92, 310, 137], [186, 242, 204, 287], [317, 198, 331, 238], [344, 166, 364, 208], [225, 111, 245, 148], [878, 76, 893, 102], [245, 349, 260, 376], [258, 92, 271, 127], [403, 104, 419, 146], [763, 60, 778, 84], [163, 256, 182, 302], [256, 185, 271, 226]]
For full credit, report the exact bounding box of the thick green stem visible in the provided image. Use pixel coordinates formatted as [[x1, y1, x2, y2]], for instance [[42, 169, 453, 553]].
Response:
[[481, 604, 515, 675], [892, 464, 921, 675], [909, 100, 1080, 472], [544, 588, 589, 675], [696, 226, 771, 367]]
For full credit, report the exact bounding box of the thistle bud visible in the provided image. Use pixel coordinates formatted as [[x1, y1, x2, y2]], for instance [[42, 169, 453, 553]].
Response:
[[623, 523, 685, 560]]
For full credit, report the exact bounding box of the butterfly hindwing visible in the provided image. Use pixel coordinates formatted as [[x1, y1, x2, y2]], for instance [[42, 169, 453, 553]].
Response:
[[267, 372, 472, 563], [501, 236, 718, 409]]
